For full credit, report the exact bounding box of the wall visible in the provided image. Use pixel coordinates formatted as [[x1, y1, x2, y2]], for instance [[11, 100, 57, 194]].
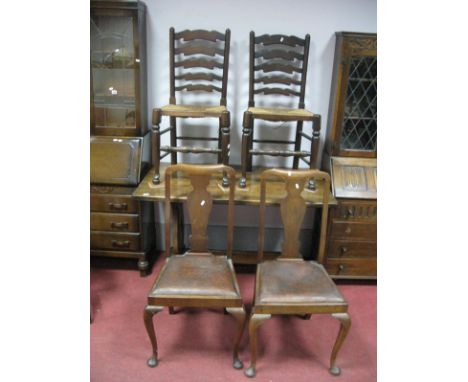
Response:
[[145, 0, 377, 253]]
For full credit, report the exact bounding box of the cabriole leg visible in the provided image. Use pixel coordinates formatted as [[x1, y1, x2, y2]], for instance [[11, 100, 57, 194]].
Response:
[[329, 312, 351, 376], [143, 305, 164, 367], [244, 312, 271, 378], [226, 306, 247, 370]]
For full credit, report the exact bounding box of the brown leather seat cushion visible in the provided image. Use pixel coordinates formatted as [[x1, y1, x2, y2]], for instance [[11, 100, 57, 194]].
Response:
[[149, 253, 240, 299], [256, 259, 345, 305]]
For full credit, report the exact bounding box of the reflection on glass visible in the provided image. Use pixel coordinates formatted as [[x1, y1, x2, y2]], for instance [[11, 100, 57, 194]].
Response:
[[91, 14, 136, 129]]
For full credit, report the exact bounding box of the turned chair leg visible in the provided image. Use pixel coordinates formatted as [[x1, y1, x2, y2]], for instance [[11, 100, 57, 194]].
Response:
[[244, 313, 271, 378], [143, 305, 164, 367], [329, 312, 351, 376], [226, 306, 247, 370], [240, 111, 252, 188]]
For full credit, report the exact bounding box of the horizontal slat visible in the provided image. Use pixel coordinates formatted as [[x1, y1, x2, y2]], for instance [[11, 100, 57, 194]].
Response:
[[175, 84, 222, 92], [253, 139, 295, 144], [174, 43, 224, 56], [254, 75, 302, 86], [250, 148, 310, 157], [174, 29, 225, 42], [176, 136, 219, 141], [255, 34, 305, 47], [254, 62, 302, 74], [254, 87, 301, 97], [175, 58, 223, 69], [255, 48, 303, 61], [161, 145, 221, 154], [175, 72, 223, 82]]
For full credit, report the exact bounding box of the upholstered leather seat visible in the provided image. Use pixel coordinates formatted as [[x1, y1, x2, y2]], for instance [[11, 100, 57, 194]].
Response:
[[247, 107, 315, 122], [160, 104, 227, 118], [256, 259, 346, 305], [149, 253, 241, 303]]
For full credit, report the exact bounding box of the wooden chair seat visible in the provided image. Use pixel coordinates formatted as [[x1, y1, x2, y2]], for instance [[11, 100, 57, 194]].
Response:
[[148, 253, 242, 305], [160, 104, 227, 118], [247, 107, 314, 122], [256, 259, 346, 307]]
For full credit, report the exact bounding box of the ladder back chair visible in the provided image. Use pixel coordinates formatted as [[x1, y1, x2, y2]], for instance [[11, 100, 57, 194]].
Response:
[[240, 32, 321, 189], [152, 28, 232, 186], [244, 169, 351, 378], [144, 164, 247, 370]]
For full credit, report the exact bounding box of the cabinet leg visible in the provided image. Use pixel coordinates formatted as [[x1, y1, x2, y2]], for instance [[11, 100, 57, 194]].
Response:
[[138, 259, 149, 277]]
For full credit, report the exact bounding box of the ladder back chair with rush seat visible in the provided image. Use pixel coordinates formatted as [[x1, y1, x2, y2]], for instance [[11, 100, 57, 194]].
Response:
[[152, 28, 232, 186], [244, 169, 351, 378], [239, 32, 321, 189], [143, 164, 247, 370]]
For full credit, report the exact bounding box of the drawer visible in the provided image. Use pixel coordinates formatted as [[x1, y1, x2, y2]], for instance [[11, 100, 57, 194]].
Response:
[[90, 213, 139, 232], [330, 220, 376, 240], [327, 240, 376, 259], [325, 258, 376, 277], [330, 200, 377, 222], [90, 193, 138, 213], [91, 231, 141, 251]]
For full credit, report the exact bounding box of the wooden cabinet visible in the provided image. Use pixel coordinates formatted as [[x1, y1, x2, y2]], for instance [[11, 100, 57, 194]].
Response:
[[90, 1, 154, 276], [320, 32, 377, 280], [90, 0, 148, 137]]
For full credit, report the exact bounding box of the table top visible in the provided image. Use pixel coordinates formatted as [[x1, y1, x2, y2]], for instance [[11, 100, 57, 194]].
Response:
[[133, 164, 337, 206]]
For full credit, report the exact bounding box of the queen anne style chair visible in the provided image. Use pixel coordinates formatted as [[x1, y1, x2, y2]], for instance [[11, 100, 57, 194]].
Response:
[[143, 164, 247, 370], [244, 169, 351, 378], [152, 28, 232, 186], [239, 32, 321, 190]]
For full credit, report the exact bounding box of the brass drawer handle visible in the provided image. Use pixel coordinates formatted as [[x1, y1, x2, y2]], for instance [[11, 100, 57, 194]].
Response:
[[112, 240, 130, 248], [340, 247, 348, 256], [111, 221, 129, 230], [338, 264, 345, 273], [345, 227, 352, 234], [346, 208, 354, 218], [109, 202, 127, 211]]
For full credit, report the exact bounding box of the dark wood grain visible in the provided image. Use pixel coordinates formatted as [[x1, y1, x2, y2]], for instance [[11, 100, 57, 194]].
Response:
[[174, 72, 223, 82], [254, 75, 302, 85], [174, 43, 224, 56], [253, 87, 301, 96], [255, 48, 303, 60], [254, 62, 302, 74], [174, 84, 222, 93], [174, 29, 225, 42], [255, 34, 305, 47], [174, 58, 223, 69]]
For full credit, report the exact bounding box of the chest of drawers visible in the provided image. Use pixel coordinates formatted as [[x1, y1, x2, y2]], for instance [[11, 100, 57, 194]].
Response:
[[90, 185, 154, 276], [324, 199, 376, 279]]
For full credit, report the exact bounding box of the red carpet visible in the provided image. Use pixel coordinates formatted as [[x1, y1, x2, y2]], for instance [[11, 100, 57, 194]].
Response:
[[91, 256, 376, 382]]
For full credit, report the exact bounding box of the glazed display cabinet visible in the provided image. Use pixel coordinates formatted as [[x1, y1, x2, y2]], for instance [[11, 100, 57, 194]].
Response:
[[90, 0, 154, 276], [321, 32, 377, 279], [90, 0, 148, 137]]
